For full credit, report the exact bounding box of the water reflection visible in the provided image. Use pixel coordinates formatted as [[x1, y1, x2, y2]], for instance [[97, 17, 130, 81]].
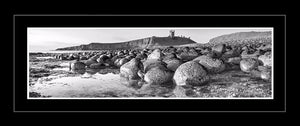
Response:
[[119, 76, 145, 89], [71, 68, 120, 75], [70, 68, 140, 88], [72, 69, 86, 74], [34, 64, 175, 97], [30, 71, 137, 97]]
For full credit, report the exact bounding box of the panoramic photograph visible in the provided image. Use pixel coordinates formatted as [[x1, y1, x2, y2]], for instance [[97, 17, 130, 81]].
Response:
[[28, 28, 273, 99]]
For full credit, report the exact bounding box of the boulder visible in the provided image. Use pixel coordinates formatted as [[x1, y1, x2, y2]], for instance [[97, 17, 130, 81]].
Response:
[[115, 58, 130, 67], [67, 55, 75, 60], [163, 53, 177, 61], [241, 50, 260, 59], [225, 57, 242, 70], [147, 49, 164, 60], [137, 70, 145, 80], [240, 58, 259, 73], [258, 51, 272, 67], [193, 55, 226, 74], [258, 43, 272, 52], [143, 59, 167, 73], [226, 57, 242, 65], [70, 61, 86, 70], [242, 46, 248, 51], [200, 49, 210, 55], [111, 55, 121, 63], [89, 55, 100, 61], [260, 70, 271, 81], [120, 58, 144, 80], [82, 60, 97, 67], [221, 47, 241, 61], [125, 55, 134, 60], [97, 55, 109, 63], [173, 61, 209, 86], [144, 67, 173, 85], [258, 65, 271, 72], [135, 53, 147, 60], [73, 54, 80, 59], [89, 63, 105, 69], [163, 58, 183, 72], [80, 56, 88, 60], [172, 86, 188, 97], [257, 66, 272, 81], [71, 69, 86, 74], [59, 55, 66, 60], [212, 44, 226, 57], [177, 51, 199, 61], [182, 47, 189, 52]]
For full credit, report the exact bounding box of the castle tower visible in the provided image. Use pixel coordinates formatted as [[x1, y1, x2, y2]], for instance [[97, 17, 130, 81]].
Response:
[[169, 30, 175, 39]]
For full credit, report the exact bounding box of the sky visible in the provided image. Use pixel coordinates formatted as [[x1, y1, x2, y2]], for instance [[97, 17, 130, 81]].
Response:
[[28, 28, 272, 52]]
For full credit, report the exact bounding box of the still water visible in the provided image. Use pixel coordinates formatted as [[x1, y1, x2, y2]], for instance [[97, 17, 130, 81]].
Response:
[[30, 66, 143, 98]]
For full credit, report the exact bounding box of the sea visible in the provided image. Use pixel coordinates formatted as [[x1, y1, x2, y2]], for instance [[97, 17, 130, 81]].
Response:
[[29, 50, 101, 54]]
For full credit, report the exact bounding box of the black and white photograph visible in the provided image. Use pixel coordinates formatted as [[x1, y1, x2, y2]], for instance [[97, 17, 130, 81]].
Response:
[[27, 27, 273, 99], [12, 14, 286, 113]]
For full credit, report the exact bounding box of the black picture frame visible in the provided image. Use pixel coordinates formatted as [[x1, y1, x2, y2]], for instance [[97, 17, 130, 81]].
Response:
[[13, 14, 286, 113]]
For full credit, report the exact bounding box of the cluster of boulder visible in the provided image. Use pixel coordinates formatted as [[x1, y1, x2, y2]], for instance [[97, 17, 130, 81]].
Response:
[[54, 50, 147, 70], [56, 42, 272, 95]]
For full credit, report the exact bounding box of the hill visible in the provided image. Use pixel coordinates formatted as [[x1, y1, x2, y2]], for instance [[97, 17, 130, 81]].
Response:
[[56, 36, 197, 50], [208, 31, 272, 45]]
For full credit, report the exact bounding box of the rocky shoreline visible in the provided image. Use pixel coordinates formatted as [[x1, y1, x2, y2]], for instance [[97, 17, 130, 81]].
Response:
[[29, 40, 272, 98]]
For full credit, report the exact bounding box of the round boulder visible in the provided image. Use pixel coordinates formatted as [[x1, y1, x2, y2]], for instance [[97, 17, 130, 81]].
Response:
[[59, 55, 66, 60], [258, 51, 272, 67], [70, 61, 86, 70], [147, 49, 164, 60], [163, 53, 177, 61], [82, 60, 97, 67], [89, 55, 100, 61], [135, 53, 147, 60], [89, 63, 105, 69], [193, 55, 226, 74], [260, 70, 271, 81], [164, 58, 183, 72], [225, 57, 242, 70], [115, 58, 130, 67], [143, 59, 167, 73], [177, 51, 199, 61], [97, 55, 110, 63], [144, 67, 173, 85], [67, 55, 75, 60], [257, 66, 272, 81], [258, 43, 272, 52], [240, 58, 259, 73], [120, 58, 144, 80], [80, 56, 88, 60], [173, 61, 209, 86], [226, 57, 242, 65]]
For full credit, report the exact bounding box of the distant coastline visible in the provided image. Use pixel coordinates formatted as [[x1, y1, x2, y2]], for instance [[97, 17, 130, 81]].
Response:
[[29, 50, 102, 54]]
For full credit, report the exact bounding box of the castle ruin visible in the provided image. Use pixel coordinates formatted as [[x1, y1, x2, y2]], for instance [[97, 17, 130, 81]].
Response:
[[169, 30, 175, 39]]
